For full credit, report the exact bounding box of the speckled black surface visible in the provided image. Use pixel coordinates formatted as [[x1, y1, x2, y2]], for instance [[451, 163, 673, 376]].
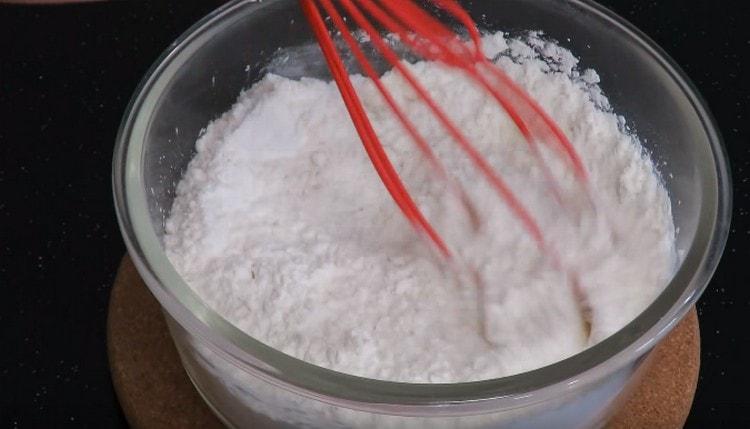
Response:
[[0, 0, 748, 427]]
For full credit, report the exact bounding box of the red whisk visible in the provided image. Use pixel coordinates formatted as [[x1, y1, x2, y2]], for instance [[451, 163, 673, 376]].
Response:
[[300, 0, 588, 265]]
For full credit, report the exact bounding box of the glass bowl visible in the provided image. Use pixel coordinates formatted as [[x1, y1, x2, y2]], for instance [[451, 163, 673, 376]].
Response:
[[112, 0, 730, 427]]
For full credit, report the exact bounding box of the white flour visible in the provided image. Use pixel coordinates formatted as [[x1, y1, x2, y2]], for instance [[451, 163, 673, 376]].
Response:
[[164, 32, 676, 383]]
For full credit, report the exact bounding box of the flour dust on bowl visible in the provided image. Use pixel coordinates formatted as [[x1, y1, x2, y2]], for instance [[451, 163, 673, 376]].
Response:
[[112, 0, 730, 428]]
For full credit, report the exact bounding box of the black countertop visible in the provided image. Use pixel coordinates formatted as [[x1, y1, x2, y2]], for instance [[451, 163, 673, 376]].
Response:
[[1, 0, 748, 426]]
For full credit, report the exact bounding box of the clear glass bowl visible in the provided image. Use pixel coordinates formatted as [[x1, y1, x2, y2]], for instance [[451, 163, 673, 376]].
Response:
[[112, 0, 731, 427]]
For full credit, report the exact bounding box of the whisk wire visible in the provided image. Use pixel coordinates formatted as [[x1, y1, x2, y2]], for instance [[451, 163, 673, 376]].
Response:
[[307, 0, 552, 250], [300, 0, 451, 257], [302, 0, 592, 259], [317, 0, 487, 229], [380, 0, 588, 182]]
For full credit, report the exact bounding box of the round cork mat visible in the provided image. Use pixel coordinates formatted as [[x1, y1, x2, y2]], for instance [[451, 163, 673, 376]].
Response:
[[107, 255, 700, 428]]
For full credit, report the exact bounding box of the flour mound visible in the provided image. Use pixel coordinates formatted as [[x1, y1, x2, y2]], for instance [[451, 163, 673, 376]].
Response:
[[164, 32, 676, 383]]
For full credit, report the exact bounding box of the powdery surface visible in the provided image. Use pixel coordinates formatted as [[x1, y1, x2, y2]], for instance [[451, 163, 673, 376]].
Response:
[[164, 32, 676, 383]]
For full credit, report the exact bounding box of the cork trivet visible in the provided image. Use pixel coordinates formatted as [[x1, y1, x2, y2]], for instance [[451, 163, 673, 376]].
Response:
[[107, 255, 700, 428]]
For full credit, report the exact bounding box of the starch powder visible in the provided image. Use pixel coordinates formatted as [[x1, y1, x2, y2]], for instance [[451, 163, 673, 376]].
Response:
[[164, 32, 677, 383]]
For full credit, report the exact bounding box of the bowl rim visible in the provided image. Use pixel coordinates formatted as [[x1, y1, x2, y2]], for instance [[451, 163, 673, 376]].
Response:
[[112, 0, 731, 413]]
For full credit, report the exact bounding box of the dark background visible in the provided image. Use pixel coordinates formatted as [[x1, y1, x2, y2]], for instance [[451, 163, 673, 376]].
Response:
[[1, 0, 748, 427]]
